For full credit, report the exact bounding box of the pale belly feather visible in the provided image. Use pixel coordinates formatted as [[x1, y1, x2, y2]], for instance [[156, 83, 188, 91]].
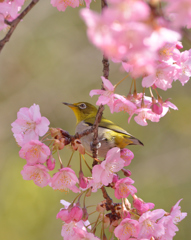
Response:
[[75, 121, 116, 158]]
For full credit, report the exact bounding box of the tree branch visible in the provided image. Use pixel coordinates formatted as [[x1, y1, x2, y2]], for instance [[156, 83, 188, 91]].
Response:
[[0, 0, 39, 53]]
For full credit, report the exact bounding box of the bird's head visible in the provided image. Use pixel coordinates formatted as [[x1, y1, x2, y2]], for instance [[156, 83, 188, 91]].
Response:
[[63, 102, 98, 124]]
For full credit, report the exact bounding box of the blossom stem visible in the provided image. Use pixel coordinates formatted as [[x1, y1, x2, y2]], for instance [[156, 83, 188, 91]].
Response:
[[82, 155, 92, 172], [67, 151, 75, 167], [57, 150, 63, 168], [40, 131, 51, 142], [88, 210, 97, 216], [91, 213, 102, 233], [114, 74, 129, 90]]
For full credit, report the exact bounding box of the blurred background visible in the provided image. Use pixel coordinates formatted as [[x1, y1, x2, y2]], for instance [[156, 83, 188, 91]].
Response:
[[0, 1, 190, 240]]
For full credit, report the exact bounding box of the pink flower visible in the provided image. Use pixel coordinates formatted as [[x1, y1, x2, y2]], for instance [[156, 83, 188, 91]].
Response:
[[57, 204, 83, 223], [19, 140, 50, 165], [114, 218, 140, 240], [120, 148, 134, 166], [158, 215, 178, 240], [73, 228, 100, 240], [170, 199, 187, 224], [61, 220, 86, 240], [51, 0, 80, 11], [92, 147, 124, 186], [21, 164, 51, 187], [175, 50, 191, 85], [151, 102, 163, 115], [50, 167, 80, 193], [114, 177, 137, 199], [114, 98, 137, 115], [79, 170, 88, 189], [51, 0, 91, 11], [46, 156, 56, 170], [90, 76, 125, 113], [142, 63, 176, 90], [87, 178, 103, 192], [138, 209, 165, 239], [165, 0, 191, 29], [133, 196, 155, 215], [129, 108, 160, 126], [11, 104, 50, 146]]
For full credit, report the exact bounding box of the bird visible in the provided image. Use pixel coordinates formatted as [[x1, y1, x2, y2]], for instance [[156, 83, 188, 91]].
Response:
[[63, 102, 143, 158]]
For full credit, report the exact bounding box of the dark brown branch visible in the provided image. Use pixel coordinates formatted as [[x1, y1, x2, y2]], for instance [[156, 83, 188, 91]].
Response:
[[102, 56, 109, 81], [0, 0, 39, 53], [91, 104, 104, 162]]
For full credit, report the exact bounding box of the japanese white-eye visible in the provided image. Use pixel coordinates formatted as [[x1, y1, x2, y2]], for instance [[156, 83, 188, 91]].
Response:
[[63, 102, 143, 158]]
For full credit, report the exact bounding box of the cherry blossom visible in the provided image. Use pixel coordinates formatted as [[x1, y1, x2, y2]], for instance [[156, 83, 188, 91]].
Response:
[[46, 156, 56, 171], [129, 108, 160, 126], [133, 196, 155, 215], [90, 76, 126, 113], [57, 204, 83, 223], [158, 215, 178, 240], [170, 199, 187, 224], [61, 220, 87, 240], [120, 148, 134, 166], [114, 98, 137, 115], [51, 0, 91, 12], [138, 209, 165, 239], [114, 218, 140, 240], [50, 167, 80, 193], [114, 177, 137, 199], [21, 164, 51, 187], [51, 0, 80, 12], [92, 147, 124, 186], [165, 0, 191, 29], [73, 228, 100, 240], [19, 140, 50, 165], [11, 104, 50, 147]]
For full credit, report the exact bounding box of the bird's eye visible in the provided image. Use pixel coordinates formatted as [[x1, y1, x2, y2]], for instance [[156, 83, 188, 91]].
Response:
[[79, 103, 86, 109]]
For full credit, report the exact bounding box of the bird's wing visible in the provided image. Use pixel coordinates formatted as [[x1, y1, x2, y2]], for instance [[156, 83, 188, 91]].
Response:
[[84, 117, 131, 136]]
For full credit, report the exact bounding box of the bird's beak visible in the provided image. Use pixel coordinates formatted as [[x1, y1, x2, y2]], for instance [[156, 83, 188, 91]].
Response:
[[62, 102, 76, 108]]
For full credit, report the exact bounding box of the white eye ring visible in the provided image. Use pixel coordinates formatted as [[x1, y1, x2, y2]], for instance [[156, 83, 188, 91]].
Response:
[[79, 103, 86, 109]]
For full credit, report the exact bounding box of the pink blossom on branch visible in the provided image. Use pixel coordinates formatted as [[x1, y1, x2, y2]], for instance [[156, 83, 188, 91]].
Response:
[[114, 177, 137, 199], [120, 148, 134, 166], [11, 104, 50, 146], [21, 164, 51, 187], [90, 76, 127, 113], [138, 209, 166, 239], [19, 140, 50, 165], [114, 218, 140, 240], [61, 220, 87, 240], [57, 204, 83, 223], [92, 147, 124, 186], [50, 167, 80, 193], [51, 0, 92, 12], [165, 0, 191, 29], [170, 199, 187, 224]]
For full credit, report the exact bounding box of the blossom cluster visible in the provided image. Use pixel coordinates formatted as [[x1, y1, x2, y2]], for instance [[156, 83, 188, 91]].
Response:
[[0, 0, 91, 31], [11, 104, 80, 190], [80, 0, 191, 78], [0, 0, 25, 31], [90, 76, 178, 126], [51, 0, 92, 12], [11, 104, 187, 240], [78, 1, 191, 126]]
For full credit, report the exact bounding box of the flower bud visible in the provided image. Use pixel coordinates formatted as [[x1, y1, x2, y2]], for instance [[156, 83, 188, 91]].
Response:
[[72, 139, 85, 154], [152, 102, 163, 115], [79, 170, 88, 189], [46, 156, 55, 170]]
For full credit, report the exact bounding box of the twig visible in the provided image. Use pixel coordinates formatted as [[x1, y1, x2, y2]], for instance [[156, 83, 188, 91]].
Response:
[[0, 0, 39, 53]]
